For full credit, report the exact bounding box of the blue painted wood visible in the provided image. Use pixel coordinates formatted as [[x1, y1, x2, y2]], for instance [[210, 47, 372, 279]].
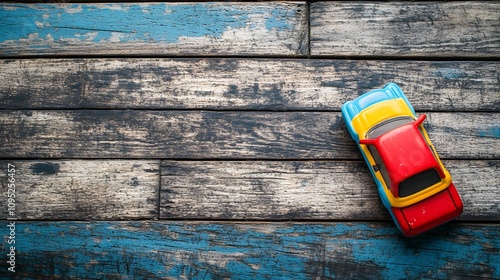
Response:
[[0, 221, 498, 279], [0, 3, 308, 56]]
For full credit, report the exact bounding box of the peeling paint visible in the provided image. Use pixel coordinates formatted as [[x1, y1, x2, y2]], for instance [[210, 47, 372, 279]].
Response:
[[0, 3, 297, 47], [434, 68, 468, 80], [4, 222, 499, 279], [478, 126, 500, 138], [30, 162, 60, 175]]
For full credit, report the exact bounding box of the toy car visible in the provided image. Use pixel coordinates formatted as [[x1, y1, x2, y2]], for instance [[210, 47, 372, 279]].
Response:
[[341, 83, 463, 237]]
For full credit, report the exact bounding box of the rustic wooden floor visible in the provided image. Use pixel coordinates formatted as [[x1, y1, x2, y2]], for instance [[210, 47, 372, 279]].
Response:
[[0, 1, 499, 279]]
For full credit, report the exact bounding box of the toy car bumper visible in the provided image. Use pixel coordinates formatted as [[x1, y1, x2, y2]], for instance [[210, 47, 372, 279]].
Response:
[[391, 183, 463, 237]]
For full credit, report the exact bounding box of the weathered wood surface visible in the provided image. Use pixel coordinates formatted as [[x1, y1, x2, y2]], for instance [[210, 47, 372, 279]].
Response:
[[0, 160, 159, 220], [1, 59, 499, 111], [0, 160, 495, 222], [311, 2, 500, 57], [0, 0, 498, 278], [0, 221, 498, 279], [0, 3, 307, 57], [160, 160, 500, 221], [0, 111, 498, 159]]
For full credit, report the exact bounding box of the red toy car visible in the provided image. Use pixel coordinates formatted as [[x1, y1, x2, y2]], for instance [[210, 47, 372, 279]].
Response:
[[342, 83, 463, 237]]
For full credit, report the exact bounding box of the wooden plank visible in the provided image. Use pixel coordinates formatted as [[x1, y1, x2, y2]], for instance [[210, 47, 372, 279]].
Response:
[[0, 111, 497, 159], [0, 160, 494, 222], [2, 59, 499, 111], [311, 2, 500, 57], [0, 2, 308, 57], [160, 160, 499, 221], [445, 160, 500, 221], [1, 221, 498, 279], [0, 59, 85, 109], [0, 160, 159, 220]]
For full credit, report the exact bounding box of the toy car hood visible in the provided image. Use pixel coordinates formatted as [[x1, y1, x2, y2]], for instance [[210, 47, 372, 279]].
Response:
[[360, 114, 448, 197]]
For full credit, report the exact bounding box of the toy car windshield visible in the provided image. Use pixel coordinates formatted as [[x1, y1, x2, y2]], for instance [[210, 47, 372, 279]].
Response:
[[366, 116, 413, 139]]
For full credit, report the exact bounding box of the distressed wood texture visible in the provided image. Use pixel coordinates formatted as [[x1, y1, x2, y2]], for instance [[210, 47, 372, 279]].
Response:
[[1, 59, 499, 111], [0, 111, 498, 159], [0, 2, 308, 56], [0, 160, 159, 220], [0, 221, 498, 279], [160, 160, 499, 221], [311, 2, 500, 57]]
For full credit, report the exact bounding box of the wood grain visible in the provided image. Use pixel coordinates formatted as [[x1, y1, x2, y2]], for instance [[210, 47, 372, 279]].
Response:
[[0, 2, 308, 56], [311, 2, 500, 57], [0, 59, 85, 109], [0, 111, 497, 159], [445, 160, 500, 221], [0, 160, 494, 222], [160, 160, 499, 221], [0, 160, 159, 220], [1, 221, 498, 279], [1, 59, 498, 111]]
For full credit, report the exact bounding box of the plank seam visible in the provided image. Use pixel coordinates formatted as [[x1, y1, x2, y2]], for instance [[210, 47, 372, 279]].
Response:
[[306, 1, 311, 58], [1, 157, 498, 161], [1, 54, 499, 61], [1, 108, 498, 113], [4, 218, 498, 225], [3, 158, 499, 162], [156, 160, 161, 221]]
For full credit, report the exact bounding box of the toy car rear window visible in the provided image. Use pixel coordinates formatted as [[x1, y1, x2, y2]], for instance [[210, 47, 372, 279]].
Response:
[[399, 168, 441, 197], [366, 116, 414, 139]]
